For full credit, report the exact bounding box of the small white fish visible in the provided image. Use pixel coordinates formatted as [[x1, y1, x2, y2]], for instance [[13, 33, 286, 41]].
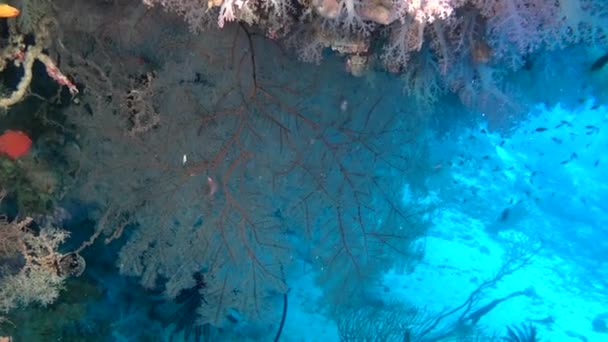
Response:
[[182, 154, 187, 165], [340, 99, 348, 112], [207, 176, 218, 196]]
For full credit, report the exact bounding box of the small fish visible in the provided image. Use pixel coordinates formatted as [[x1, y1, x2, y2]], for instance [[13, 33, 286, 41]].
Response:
[[590, 52, 608, 71], [535, 127, 548, 132], [340, 99, 348, 112], [594, 160, 600, 167], [585, 125, 599, 135], [555, 120, 572, 128], [560, 153, 578, 165], [206, 176, 218, 196], [0, 4, 19, 18], [551, 137, 562, 144], [499, 208, 510, 222]]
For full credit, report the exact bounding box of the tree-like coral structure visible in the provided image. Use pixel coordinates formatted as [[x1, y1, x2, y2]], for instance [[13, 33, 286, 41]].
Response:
[[58, 4, 430, 330]]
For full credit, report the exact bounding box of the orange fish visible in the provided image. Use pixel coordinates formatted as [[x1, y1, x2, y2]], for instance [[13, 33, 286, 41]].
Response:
[[0, 4, 19, 18], [0, 130, 32, 159]]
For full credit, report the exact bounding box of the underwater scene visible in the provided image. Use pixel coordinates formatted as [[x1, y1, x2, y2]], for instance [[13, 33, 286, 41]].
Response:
[[0, 0, 607, 341]]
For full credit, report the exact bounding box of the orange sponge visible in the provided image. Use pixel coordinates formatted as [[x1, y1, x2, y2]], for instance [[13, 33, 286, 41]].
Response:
[[0, 130, 32, 159]]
